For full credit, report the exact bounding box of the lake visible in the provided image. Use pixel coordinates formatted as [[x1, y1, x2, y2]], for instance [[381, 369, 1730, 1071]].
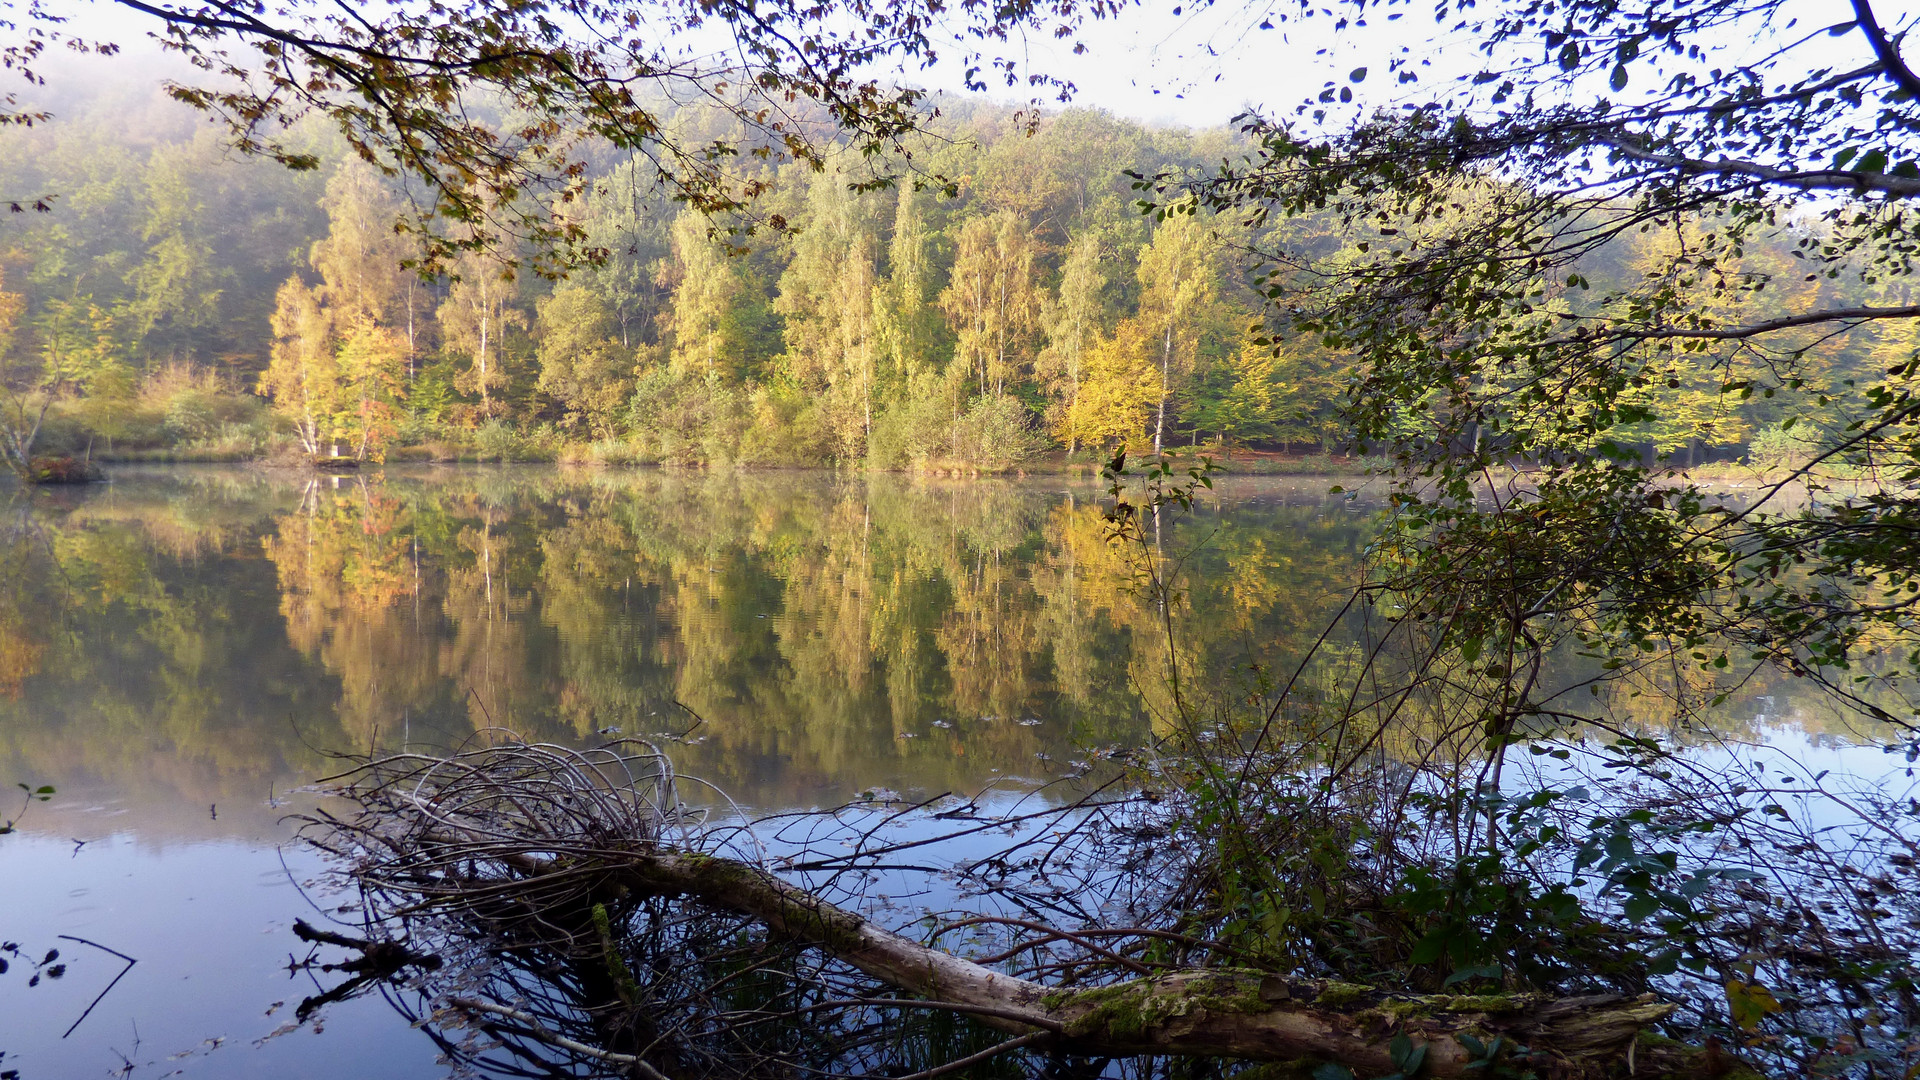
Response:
[[0, 466, 1891, 1077]]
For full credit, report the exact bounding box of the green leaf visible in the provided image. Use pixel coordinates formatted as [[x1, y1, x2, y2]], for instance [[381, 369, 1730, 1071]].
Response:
[[1408, 929, 1449, 964], [1609, 63, 1628, 92]]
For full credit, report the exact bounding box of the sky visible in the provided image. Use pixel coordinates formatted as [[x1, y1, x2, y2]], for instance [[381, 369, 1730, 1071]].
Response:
[[14, 0, 1917, 134], [19, 0, 1421, 131], [934, 1, 1476, 128]]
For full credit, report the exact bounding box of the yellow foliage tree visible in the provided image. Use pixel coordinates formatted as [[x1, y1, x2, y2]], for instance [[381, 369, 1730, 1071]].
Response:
[[1064, 318, 1160, 451], [259, 277, 338, 457]]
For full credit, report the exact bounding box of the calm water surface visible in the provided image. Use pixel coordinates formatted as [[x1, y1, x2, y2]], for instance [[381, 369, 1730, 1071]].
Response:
[[0, 466, 1887, 1077]]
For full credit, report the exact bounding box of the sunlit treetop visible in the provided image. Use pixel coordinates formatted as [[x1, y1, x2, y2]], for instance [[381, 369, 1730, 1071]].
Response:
[[0, 0, 1131, 276]]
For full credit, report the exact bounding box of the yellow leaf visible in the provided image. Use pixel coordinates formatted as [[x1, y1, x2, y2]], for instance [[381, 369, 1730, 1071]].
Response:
[[1725, 979, 1782, 1031]]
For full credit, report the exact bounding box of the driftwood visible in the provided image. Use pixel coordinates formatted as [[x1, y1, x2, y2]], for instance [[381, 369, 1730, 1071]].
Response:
[[305, 739, 1755, 1079]]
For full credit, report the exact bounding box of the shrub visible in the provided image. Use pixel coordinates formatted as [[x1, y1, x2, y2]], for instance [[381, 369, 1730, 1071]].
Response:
[[1745, 421, 1822, 471], [950, 394, 1047, 472]]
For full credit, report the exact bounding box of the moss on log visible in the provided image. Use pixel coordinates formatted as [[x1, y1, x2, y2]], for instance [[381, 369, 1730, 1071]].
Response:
[[562, 847, 1722, 1078]]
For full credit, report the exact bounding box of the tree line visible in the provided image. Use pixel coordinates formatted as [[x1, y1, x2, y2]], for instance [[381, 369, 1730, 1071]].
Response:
[[0, 78, 1898, 472]]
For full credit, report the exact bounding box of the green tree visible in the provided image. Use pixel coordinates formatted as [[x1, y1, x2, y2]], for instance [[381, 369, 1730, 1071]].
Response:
[[535, 284, 633, 439], [438, 251, 526, 418], [10, 0, 1117, 277], [1037, 231, 1107, 451], [663, 211, 774, 384], [1189, 0, 1920, 708], [1135, 216, 1219, 456], [938, 210, 1040, 401], [871, 185, 948, 404], [776, 167, 883, 459], [125, 138, 230, 363]]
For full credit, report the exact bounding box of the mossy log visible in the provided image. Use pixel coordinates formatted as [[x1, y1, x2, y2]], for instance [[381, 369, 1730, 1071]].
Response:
[[340, 750, 1752, 1080], [501, 845, 1738, 1078]]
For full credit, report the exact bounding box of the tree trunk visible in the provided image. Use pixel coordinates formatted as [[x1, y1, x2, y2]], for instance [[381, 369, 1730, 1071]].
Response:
[[451, 841, 1731, 1079], [1155, 318, 1172, 457]]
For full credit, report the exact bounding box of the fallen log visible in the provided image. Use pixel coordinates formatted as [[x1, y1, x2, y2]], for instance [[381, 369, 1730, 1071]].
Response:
[[537, 847, 1734, 1078], [309, 741, 1758, 1079]]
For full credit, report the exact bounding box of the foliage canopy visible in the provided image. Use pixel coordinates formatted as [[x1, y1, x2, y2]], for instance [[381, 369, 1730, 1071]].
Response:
[[1176, 0, 1920, 727]]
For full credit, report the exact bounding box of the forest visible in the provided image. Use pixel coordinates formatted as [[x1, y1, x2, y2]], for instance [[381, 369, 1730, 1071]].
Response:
[[5, 0, 1920, 1075], [0, 76, 1894, 472]]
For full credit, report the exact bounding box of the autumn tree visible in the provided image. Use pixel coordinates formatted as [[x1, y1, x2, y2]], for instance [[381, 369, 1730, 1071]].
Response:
[[0, 264, 40, 474], [259, 277, 337, 457], [1063, 317, 1158, 450], [1037, 232, 1108, 451], [311, 160, 425, 369], [332, 322, 406, 460], [939, 210, 1041, 402], [1135, 215, 1221, 455], [438, 251, 526, 418], [535, 284, 633, 439]]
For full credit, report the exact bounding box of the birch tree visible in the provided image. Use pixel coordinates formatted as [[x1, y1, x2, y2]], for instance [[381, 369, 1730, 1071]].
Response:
[[438, 252, 524, 418], [938, 210, 1040, 402], [1135, 216, 1218, 456], [259, 277, 336, 457]]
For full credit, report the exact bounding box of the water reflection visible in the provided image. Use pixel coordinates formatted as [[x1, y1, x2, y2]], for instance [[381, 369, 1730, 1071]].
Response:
[[1, 467, 1374, 817], [0, 466, 1901, 1077]]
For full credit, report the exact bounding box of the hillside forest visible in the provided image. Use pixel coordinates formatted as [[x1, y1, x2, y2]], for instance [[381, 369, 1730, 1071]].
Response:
[[0, 79, 1895, 472]]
